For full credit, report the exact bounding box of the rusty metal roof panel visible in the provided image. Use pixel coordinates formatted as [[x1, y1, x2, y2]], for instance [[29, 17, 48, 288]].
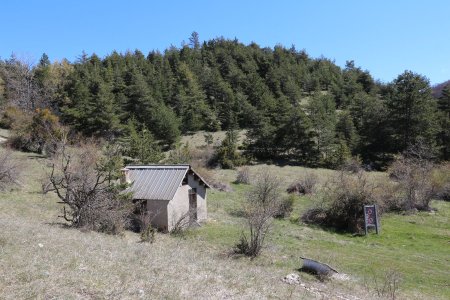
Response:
[[125, 165, 189, 200]]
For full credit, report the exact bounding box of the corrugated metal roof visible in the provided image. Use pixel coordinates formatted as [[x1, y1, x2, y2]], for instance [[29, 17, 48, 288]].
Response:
[[125, 165, 189, 201]]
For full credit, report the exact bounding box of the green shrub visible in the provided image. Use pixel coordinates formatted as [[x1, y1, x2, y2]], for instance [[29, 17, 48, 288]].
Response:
[[215, 128, 245, 169]]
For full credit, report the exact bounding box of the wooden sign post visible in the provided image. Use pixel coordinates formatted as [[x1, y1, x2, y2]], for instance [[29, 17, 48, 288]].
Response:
[[364, 205, 380, 235]]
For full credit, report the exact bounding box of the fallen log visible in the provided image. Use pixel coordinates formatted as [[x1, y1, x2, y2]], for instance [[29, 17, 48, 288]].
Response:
[[300, 257, 338, 276]]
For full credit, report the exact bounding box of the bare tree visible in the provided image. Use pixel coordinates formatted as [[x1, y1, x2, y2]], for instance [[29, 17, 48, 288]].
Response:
[[0, 55, 42, 111], [44, 141, 132, 233], [0, 148, 22, 191], [235, 171, 282, 257]]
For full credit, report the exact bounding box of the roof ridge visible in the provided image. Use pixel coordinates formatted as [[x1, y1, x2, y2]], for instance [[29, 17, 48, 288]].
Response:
[[125, 164, 190, 169]]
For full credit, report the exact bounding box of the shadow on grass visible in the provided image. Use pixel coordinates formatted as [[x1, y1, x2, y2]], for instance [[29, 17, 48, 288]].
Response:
[[227, 208, 247, 218], [298, 221, 365, 237], [27, 154, 47, 159], [251, 157, 318, 168], [44, 222, 72, 229], [296, 267, 331, 282]]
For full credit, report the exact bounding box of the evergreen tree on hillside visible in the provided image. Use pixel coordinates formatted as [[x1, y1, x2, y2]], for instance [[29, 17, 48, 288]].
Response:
[[0, 37, 440, 169], [124, 70, 154, 124], [125, 120, 163, 164], [336, 111, 359, 153], [64, 78, 119, 136], [438, 84, 450, 116], [307, 92, 337, 162], [277, 107, 317, 165], [149, 103, 181, 147], [386, 71, 439, 153], [437, 84, 450, 159], [215, 127, 244, 169], [174, 62, 215, 132]]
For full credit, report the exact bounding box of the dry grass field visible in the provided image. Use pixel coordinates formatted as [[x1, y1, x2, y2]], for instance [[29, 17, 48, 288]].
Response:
[[1, 147, 449, 299]]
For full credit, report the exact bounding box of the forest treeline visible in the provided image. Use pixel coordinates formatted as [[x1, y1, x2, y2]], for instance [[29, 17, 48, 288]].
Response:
[[0, 33, 449, 168]]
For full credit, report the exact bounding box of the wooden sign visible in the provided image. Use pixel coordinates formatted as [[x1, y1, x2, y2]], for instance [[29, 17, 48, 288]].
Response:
[[364, 205, 379, 235]]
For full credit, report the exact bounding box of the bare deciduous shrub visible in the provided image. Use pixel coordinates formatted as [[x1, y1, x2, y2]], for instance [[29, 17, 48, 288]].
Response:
[[340, 157, 363, 173], [190, 146, 215, 168], [377, 177, 404, 212], [371, 269, 403, 300], [0, 106, 27, 129], [0, 148, 22, 191], [44, 141, 132, 234], [165, 143, 192, 164], [301, 207, 328, 225], [287, 172, 318, 195], [388, 147, 437, 211], [170, 210, 198, 236], [132, 201, 157, 243], [432, 163, 450, 201], [235, 166, 251, 184], [274, 194, 295, 218], [235, 171, 281, 257], [302, 170, 381, 233]]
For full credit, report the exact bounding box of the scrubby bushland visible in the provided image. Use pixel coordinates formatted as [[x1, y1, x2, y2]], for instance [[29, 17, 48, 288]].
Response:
[[44, 141, 133, 234], [0, 148, 22, 191], [302, 169, 382, 233], [235, 171, 281, 257], [301, 140, 449, 232]]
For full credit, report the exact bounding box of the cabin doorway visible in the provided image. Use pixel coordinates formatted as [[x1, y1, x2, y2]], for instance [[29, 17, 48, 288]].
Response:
[[189, 188, 197, 224]]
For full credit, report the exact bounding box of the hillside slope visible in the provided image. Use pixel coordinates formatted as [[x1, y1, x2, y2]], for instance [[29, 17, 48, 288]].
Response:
[[0, 148, 449, 299]]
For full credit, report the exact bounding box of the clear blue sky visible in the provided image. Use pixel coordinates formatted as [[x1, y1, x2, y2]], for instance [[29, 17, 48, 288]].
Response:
[[1, 0, 449, 85]]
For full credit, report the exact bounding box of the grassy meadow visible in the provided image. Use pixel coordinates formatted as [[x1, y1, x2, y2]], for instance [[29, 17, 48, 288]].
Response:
[[0, 144, 449, 299]]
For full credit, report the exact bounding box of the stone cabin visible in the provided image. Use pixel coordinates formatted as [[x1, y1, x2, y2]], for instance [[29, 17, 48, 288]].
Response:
[[122, 165, 210, 232]]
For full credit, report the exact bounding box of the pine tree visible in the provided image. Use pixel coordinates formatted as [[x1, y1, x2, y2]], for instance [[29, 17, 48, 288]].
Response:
[[126, 120, 163, 164], [277, 107, 318, 165], [336, 111, 359, 153], [89, 80, 120, 136], [124, 70, 153, 124], [149, 103, 181, 147], [387, 71, 439, 153], [215, 127, 244, 169], [437, 84, 450, 159], [174, 62, 211, 132], [307, 92, 337, 162]]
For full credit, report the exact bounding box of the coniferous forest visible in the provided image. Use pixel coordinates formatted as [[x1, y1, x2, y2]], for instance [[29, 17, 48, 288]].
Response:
[[1, 33, 448, 169]]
